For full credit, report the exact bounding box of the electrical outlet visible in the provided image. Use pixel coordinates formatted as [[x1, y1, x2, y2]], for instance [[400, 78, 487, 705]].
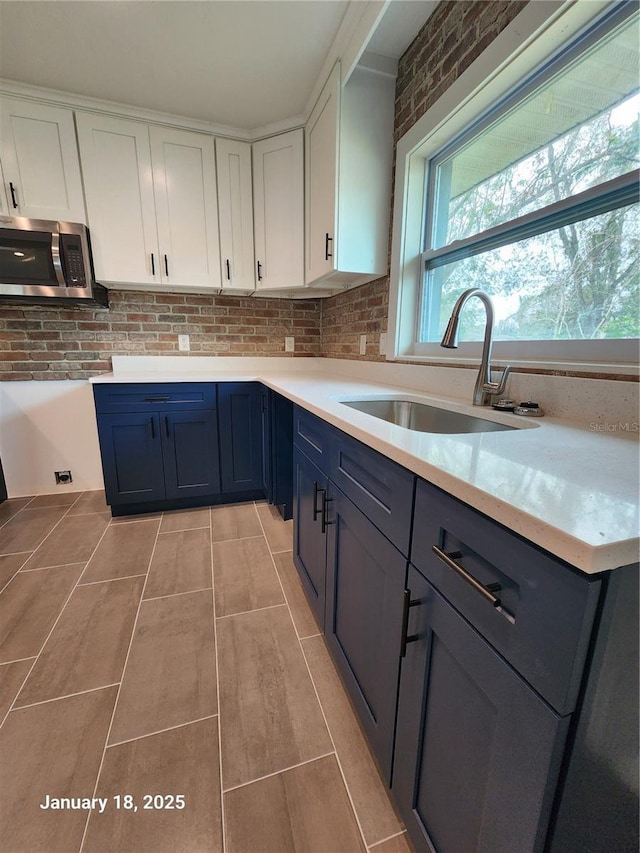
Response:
[[178, 334, 190, 352], [285, 336, 295, 352], [379, 332, 387, 355], [55, 470, 72, 485], [359, 334, 367, 355]]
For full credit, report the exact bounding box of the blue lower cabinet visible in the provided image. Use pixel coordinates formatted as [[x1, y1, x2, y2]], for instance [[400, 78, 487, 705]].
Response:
[[293, 446, 329, 629], [393, 564, 570, 853], [96, 412, 166, 505], [218, 383, 263, 493], [162, 410, 221, 500], [324, 485, 407, 782]]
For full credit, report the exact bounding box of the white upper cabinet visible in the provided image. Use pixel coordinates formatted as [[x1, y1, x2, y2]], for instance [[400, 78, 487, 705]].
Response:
[[0, 98, 86, 223], [149, 126, 221, 290], [305, 62, 395, 289], [76, 113, 158, 285], [76, 113, 221, 291], [216, 138, 255, 293], [253, 129, 304, 292], [305, 65, 339, 285]]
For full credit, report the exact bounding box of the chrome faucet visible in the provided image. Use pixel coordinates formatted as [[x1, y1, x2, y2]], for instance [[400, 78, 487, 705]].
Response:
[[440, 288, 511, 406]]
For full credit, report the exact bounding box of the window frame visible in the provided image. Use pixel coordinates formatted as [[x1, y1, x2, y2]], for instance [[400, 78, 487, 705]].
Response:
[[387, 0, 639, 374]]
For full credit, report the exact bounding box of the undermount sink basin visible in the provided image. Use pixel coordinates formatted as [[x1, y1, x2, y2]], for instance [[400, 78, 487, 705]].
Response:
[[340, 399, 516, 434]]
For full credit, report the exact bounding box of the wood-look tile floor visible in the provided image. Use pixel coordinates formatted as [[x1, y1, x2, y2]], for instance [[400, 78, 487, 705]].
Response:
[[0, 492, 412, 853]]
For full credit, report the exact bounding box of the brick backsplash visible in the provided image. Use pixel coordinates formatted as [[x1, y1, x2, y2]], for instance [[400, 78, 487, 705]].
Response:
[[0, 291, 321, 380]]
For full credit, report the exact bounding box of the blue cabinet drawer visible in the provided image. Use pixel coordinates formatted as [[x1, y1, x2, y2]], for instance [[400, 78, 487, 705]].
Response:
[[330, 431, 415, 556], [293, 406, 336, 474], [93, 382, 216, 413], [411, 479, 601, 715]]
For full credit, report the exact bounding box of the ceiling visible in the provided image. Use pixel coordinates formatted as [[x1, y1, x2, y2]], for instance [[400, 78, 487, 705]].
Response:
[[0, 1, 435, 133]]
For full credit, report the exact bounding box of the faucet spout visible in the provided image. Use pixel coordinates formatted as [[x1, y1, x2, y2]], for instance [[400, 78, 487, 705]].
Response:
[[440, 288, 511, 406]]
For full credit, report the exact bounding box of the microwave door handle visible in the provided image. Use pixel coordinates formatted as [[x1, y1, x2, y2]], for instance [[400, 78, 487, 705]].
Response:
[[50, 232, 66, 287]]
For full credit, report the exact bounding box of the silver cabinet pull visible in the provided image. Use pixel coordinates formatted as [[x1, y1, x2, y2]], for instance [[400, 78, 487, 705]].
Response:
[[432, 545, 502, 607]]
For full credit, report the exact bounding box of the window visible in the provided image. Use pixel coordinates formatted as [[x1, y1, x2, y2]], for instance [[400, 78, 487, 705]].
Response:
[[389, 1, 639, 370]]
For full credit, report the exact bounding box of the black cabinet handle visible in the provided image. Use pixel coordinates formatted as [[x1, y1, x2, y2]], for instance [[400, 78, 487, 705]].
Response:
[[150, 253, 156, 275], [226, 259, 231, 280], [325, 233, 333, 260], [165, 416, 170, 438], [257, 260, 263, 281], [313, 481, 323, 522], [321, 494, 334, 534], [143, 396, 171, 403], [164, 254, 169, 277], [432, 545, 502, 608], [9, 182, 18, 209], [149, 417, 155, 439], [400, 588, 421, 658]]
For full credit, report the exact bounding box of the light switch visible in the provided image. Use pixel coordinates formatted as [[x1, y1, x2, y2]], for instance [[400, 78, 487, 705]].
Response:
[[178, 334, 190, 351], [359, 334, 367, 355], [285, 336, 295, 352]]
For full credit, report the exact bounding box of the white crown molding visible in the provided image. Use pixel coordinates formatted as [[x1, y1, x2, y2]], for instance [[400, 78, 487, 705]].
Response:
[[0, 77, 252, 140], [250, 114, 305, 142]]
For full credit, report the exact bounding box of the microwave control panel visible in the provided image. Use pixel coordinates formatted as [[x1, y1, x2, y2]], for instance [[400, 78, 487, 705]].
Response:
[[60, 235, 87, 287]]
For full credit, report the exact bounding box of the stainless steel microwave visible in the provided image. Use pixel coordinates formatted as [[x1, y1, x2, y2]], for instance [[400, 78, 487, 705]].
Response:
[[0, 216, 108, 307]]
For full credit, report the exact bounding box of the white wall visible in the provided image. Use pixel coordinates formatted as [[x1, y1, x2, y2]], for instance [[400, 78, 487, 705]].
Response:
[[0, 380, 104, 497]]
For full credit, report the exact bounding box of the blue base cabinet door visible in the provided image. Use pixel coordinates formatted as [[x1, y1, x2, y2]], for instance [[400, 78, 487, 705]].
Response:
[[97, 412, 166, 505], [324, 486, 407, 781], [293, 446, 328, 630], [162, 410, 221, 500], [218, 383, 263, 493], [393, 564, 571, 853]]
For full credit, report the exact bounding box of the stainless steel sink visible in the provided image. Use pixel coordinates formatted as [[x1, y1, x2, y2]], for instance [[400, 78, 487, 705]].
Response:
[[340, 399, 516, 434]]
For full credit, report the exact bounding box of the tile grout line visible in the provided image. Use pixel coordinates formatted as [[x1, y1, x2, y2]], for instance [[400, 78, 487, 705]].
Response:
[[250, 502, 374, 846], [12, 682, 122, 713], [215, 601, 287, 621], [0, 655, 37, 667], [210, 504, 227, 853], [78, 573, 148, 587], [297, 636, 372, 851], [223, 750, 338, 794], [157, 523, 210, 535], [259, 508, 373, 850], [368, 829, 410, 850], [4, 493, 105, 578], [106, 712, 220, 750], [77, 507, 164, 853], [0, 498, 35, 531], [142, 585, 214, 604], [0, 552, 35, 595], [0, 505, 114, 732]]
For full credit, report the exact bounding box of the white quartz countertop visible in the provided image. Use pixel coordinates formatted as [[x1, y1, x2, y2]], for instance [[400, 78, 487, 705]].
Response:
[[91, 358, 640, 574]]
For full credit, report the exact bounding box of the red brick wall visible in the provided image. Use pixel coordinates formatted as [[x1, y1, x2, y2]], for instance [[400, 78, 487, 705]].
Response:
[[320, 0, 528, 362], [0, 291, 320, 380]]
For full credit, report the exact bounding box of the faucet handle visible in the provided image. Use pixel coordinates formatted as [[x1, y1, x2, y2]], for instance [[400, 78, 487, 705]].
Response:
[[482, 365, 511, 396]]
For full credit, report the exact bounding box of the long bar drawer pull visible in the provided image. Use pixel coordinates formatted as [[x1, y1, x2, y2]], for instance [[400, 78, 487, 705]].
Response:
[[400, 588, 422, 658], [432, 545, 502, 608], [143, 396, 171, 403]]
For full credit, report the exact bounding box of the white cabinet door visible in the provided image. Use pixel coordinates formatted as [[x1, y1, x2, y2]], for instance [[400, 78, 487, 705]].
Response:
[[253, 129, 304, 291], [305, 63, 339, 285], [76, 113, 159, 285], [0, 98, 86, 222], [216, 138, 255, 293], [150, 126, 221, 290]]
